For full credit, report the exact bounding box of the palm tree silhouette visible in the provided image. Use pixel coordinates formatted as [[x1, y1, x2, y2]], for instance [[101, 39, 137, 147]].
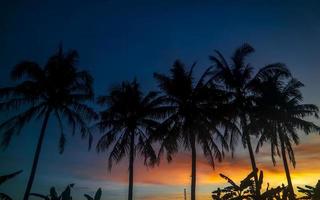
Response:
[[153, 60, 229, 200], [210, 43, 289, 197], [253, 72, 319, 199], [0, 46, 97, 200], [96, 79, 165, 200]]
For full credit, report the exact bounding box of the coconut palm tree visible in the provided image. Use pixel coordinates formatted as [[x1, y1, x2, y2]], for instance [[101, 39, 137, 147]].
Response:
[[252, 72, 319, 199], [153, 60, 230, 200], [96, 79, 165, 200], [210, 43, 289, 196], [0, 46, 97, 200]]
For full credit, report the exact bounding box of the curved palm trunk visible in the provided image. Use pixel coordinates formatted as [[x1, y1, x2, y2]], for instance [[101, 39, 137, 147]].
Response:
[[241, 116, 260, 198], [245, 133, 260, 197], [191, 134, 196, 200], [128, 132, 135, 200], [23, 110, 51, 200], [280, 133, 295, 200]]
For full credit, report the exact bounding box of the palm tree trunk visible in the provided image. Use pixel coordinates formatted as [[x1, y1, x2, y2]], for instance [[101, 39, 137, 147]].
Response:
[[245, 133, 260, 197], [241, 115, 260, 198], [23, 109, 51, 200], [191, 134, 196, 200], [280, 133, 295, 200], [128, 131, 135, 200]]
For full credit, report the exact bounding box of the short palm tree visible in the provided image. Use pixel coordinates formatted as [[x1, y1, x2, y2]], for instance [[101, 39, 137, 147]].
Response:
[[0, 46, 97, 200], [153, 60, 229, 200], [96, 79, 165, 200], [253, 72, 319, 199], [210, 43, 289, 196]]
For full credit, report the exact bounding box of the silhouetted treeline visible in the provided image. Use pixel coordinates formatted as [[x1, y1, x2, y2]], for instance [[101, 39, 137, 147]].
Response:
[[0, 43, 319, 200]]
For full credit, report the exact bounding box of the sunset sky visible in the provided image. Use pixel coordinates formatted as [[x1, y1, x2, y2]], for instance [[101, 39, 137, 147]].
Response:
[[1, 0, 320, 199]]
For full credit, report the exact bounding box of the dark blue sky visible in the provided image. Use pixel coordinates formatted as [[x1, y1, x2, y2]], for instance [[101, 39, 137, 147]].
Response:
[[1, 0, 320, 199]]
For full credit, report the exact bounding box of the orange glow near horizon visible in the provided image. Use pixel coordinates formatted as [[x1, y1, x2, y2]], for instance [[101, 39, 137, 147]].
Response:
[[88, 134, 320, 199], [104, 135, 319, 182]]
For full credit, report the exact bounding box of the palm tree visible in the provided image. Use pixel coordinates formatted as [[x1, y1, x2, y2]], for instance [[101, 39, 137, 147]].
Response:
[[0, 46, 97, 200], [210, 43, 289, 196], [253, 72, 319, 199], [153, 60, 229, 200], [96, 79, 165, 200]]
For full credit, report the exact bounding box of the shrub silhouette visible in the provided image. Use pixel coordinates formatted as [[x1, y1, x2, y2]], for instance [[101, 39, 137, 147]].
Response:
[[297, 181, 320, 200], [84, 188, 102, 200], [30, 184, 74, 200], [212, 170, 290, 200], [0, 170, 22, 200]]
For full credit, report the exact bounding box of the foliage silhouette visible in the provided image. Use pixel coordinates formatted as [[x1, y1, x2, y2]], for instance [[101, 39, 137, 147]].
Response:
[[30, 184, 74, 200], [0, 45, 97, 200], [0, 170, 22, 185], [212, 170, 289, 200], [0, 170, 22, 200], [153, 60, 231, 200], [96, 79, 165, 200], [210, 43, 290, 197], [84, 188, 102, 200], [297, 180, 320, 200], [0, 193, 12, 200], [252, 71, 319, 199]]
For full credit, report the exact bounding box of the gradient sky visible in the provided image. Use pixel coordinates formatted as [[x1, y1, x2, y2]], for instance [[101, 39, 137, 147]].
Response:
[[1, 0, 320, 199]]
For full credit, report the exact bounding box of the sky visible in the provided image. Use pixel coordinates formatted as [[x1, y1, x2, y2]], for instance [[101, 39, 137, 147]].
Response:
[[1, 0, 320, 199]]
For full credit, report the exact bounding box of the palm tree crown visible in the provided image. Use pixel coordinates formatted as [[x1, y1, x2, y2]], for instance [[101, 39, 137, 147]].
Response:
[[252, 71, 319, 199], [210, 43, 290, 197], [153, 60, 229, 200], [0, 46, 97, 200], [0, 46, 97, 150], [96, 79, 165, 200]]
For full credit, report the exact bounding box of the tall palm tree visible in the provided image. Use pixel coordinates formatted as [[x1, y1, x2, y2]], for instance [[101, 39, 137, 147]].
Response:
[[210, 43, 290, 197], [253, 72, 319, 199], [96, 79, 165, 200], [153, 60, 229, 200], [0, 46, 97, 200]]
